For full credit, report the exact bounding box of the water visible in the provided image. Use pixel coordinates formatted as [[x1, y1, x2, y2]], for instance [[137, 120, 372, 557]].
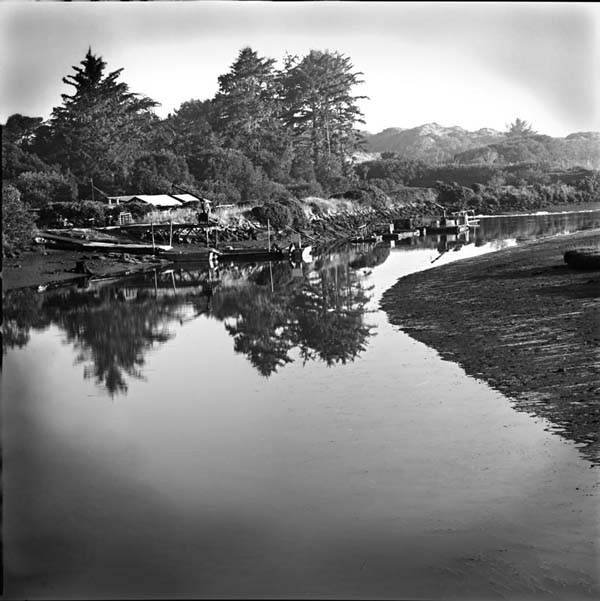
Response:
[[2, 211, 600, 599]]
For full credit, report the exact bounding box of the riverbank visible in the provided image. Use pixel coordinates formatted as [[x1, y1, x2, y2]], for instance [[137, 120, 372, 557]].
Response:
[[2, 249, 171, 291], [381, 228, 600, 465], [2, 209, 381, 291]]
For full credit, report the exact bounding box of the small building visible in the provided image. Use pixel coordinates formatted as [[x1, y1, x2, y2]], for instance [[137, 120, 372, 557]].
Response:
[[105, 193, 212, 210], [106, 194, 182, 209], [124, 194, 184, 209]]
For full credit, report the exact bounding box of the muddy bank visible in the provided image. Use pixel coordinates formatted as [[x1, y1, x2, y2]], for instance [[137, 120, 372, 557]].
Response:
[[3, 249, 169, 291], [381, 229, 600, 465]]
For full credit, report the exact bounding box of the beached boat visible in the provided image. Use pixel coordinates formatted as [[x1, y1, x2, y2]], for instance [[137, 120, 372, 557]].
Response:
[[564, 248, 600, 270], [36, 231, 172, 254]]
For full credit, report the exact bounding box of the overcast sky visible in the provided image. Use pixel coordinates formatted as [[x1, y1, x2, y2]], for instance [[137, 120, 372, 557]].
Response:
[[1, 1, 598, 136]]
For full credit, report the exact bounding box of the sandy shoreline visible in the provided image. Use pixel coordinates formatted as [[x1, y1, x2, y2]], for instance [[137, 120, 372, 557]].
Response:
[[381, 228, 600, 465]]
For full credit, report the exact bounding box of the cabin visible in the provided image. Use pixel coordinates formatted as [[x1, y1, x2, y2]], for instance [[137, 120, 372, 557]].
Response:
[[106, 194, 183, 209], [105, 193, 211, 211]]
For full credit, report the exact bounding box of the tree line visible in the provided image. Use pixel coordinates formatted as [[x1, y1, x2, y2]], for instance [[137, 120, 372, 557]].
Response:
[[2, 47, 598, 256], [3, 47, 367, 207]]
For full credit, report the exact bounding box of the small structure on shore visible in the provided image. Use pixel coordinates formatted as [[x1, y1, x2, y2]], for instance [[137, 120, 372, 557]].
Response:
[[105, 193, 210, 210]]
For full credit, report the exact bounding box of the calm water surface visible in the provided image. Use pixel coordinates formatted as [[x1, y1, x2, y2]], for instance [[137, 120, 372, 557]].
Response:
[[3, 211, 600, 599]]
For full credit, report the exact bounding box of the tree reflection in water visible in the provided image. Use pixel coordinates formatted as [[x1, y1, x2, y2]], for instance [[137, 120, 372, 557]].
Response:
[[2, 288, 50, 354], [291, 262, 375, 367], [212, 251, 377, 376], [3, 276, 207, 396], [3, 248, 380, 393]]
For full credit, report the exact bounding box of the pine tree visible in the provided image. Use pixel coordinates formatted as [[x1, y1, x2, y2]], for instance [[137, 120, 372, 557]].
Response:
[[212, 47, 292, 181], [506, 118, 537, 138], [280, 50, 367, 189], [213, 47, 279, 152], [32, 49, 159, 195]]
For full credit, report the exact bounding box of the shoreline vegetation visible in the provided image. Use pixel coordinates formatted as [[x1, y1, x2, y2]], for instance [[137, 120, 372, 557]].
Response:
[[381, 228, 600, 465]]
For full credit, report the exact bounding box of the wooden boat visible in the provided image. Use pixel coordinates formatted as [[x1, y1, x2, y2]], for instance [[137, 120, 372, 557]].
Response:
[[426, 209, 479, 235], [219, 247, 287, 262], [159, 248, 221, 267], [36, 231, 172, 254], [564, 248, 600, 270], [426, 223, 471, 235]]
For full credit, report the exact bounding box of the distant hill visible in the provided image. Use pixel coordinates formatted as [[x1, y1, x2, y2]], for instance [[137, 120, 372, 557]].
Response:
[[362, 123, 504, 163], [362, 124, 600, 169], [453, 132, 600, 169]]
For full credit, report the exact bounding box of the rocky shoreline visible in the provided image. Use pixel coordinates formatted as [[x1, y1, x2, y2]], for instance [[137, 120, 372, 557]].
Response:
[[381, 228, 600, 465]]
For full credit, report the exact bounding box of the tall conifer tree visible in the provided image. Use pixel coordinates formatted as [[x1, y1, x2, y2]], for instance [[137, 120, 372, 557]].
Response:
[[32, 49, 159, 195]]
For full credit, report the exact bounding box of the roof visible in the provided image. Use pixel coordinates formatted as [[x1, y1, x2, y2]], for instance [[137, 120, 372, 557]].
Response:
[[172, 193, 204, 203], [107, 195, 134, 203], [124, 195, 183, 207]]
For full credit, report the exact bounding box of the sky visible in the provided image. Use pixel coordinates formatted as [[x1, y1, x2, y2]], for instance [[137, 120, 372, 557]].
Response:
[[0, 1, 598, 137]]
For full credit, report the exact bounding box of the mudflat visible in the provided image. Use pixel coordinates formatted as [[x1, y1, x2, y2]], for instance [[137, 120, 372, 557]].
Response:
[[2, 249, 168, 291], [381, 228, 600, 465]]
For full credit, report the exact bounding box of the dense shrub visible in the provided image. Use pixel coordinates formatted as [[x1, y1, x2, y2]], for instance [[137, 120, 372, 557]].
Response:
[[286, 180, 324, 199], [314, 157, 357, 195], [2, 143, 51, 181], [333, 184, 389, 210], [187, 148, 264, 204], [435, 181, 476, 210], [16, 170, 78, 207], [37, 201, 108, 227], [251, 200, 292, 231], [576, 170, 600, 194], [467, 181, 587, 214], [2, 183, 36, 256], [355, 158, 428, 186], [279, 196, 308, 229]]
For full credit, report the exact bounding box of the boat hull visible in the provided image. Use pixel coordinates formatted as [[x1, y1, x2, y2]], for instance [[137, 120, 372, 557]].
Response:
[[160, 249, 220, 267], [37, 232, 171, 254], [219, 249, 286, 262]]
